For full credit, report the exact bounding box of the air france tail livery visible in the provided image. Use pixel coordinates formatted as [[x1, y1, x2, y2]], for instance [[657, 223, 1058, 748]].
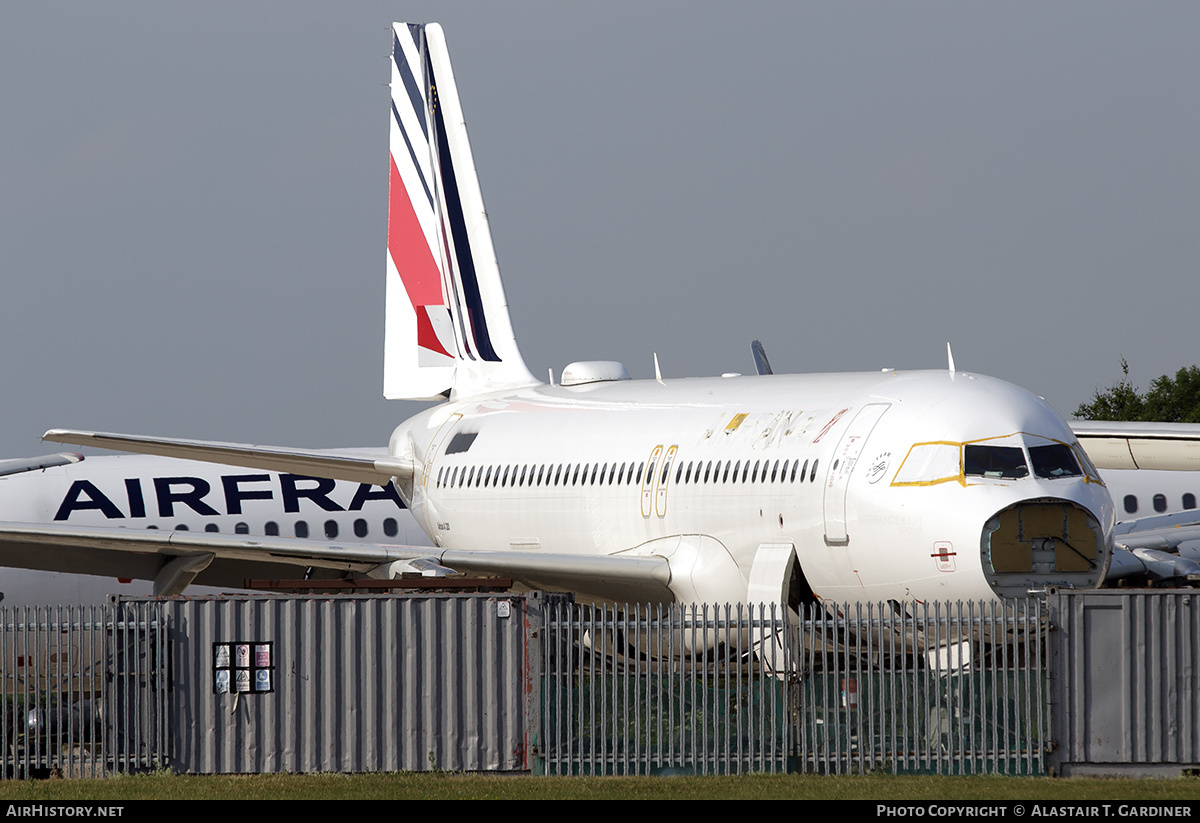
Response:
[[22, 21, 1190, 613]]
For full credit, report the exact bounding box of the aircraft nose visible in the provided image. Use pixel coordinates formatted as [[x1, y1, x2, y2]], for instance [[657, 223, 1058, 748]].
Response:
[[980, 498, 1109, 598]]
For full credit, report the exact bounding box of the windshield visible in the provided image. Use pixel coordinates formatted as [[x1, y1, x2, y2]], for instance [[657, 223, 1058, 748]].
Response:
[[964, 445, 1029, 479], [1029, 444, 1082, 479]]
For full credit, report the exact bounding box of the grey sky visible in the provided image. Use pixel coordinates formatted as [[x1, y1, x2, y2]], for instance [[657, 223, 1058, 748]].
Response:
[[2, 2, 1198, 460]]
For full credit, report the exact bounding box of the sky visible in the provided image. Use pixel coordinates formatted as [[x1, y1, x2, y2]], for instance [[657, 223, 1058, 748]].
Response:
[[2, 2, 1198, 460]]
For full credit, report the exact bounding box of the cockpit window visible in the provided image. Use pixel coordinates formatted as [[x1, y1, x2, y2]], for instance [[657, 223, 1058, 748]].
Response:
[[1030, 444, 1082, 479], [1071, 442, 1105, 484], [891, 443, 961, 486], [964, 445, 1029, 479]]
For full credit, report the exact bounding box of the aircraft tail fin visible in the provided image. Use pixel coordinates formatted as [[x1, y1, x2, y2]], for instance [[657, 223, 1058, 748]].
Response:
[[385, 22, 538, 401]]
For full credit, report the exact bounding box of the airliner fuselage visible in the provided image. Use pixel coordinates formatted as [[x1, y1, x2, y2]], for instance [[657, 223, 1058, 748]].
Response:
[[394, 368, 1115, 608]]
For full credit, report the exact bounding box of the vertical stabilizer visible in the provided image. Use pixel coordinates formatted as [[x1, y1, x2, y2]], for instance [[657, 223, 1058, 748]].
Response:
[[385, 23, 538, 401]]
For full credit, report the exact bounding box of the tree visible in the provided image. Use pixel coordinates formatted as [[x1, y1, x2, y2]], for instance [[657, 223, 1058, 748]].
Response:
[[1075, 360, 1200, 423]]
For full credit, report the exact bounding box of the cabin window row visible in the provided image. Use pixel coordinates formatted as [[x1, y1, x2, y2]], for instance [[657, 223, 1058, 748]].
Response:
[[1122, 493, 1197, 515], [435, 456, 819, 490], [143, 518, 401, 539]]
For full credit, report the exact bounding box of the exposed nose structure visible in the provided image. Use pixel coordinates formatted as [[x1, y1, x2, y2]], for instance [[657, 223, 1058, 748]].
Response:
[[981, 498, 1108, 598]]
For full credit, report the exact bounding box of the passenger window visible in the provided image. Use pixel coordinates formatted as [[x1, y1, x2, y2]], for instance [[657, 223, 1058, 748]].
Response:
[[1123, 495, 1138, 514], [354, 518, 368, 538], [383, 518, 398, 538], [175, 524, 189, 531], [265, 521, 280, 536], [1185, 494, 1196, 511], [324, 520, 338, 539], [1154, 494, 1168, 513], [295, 521, 309, 538], [235, 522, 249, 534], [810, 459, 819, 482], [205, 523, 219, 533]]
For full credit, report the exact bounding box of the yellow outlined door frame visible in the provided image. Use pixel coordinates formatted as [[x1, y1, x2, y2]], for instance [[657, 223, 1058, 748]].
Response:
[[655, 445, 679, 518], [641, 445, 663, 518]]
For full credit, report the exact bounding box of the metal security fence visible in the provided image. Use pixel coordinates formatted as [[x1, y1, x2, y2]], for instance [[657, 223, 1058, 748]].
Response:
[[540, 599, 1048, 776], [540, 603, 792, 775], [0, 593, 1124, 779], [0, 603, 167, 778], [795, 599, 1047, 775]]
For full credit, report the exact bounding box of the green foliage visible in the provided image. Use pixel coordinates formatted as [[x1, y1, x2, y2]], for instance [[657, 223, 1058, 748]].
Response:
[[1075, 360, 1200, 423]]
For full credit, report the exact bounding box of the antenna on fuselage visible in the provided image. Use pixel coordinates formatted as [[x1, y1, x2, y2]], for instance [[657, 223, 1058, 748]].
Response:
[[947, 342, 956, 377], [654, 353, 663, 383]]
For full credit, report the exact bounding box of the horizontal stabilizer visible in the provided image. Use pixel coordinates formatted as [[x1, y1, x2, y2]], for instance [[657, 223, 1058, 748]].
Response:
[[0, 452, 82, 478], [43, 429, 409, 486]]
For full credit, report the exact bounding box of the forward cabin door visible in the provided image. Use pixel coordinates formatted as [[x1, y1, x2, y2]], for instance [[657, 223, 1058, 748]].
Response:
[[823, 403, 890, 546]]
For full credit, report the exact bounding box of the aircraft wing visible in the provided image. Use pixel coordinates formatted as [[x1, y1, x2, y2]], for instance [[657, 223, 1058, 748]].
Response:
[[1102, 509, 1200, 584], [1071, 421, 1200, 471], [0, 522, 672, 600], [43, 429, 410, 486]]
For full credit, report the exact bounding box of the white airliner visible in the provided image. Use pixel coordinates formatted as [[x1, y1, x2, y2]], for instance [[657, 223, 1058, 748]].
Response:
[[9, 23, 1200, 613], [0, 450, 425, 603]]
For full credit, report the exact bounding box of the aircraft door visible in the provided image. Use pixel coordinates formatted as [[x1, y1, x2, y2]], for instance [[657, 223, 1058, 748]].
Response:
[[655, 445, 678, 517], [422, 413, 464, 486], [823, 403, 890, 546], [420, 413, 463, 531], [640, 445, 663, 518]]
